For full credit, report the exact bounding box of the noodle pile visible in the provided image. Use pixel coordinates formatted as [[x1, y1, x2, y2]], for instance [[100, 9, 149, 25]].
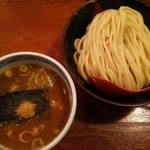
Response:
[[74, 6, 150, 91]]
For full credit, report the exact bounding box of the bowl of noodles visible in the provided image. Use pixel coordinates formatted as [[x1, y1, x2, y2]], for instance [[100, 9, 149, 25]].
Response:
[[0, 52, 77, 150], [63, 0, 150, 106]]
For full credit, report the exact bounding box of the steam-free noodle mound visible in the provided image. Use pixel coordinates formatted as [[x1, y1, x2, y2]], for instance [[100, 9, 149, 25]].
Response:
[[74, 6, 150, 91]]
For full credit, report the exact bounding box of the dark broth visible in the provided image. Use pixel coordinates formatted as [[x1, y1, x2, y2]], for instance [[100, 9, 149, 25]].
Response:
[[0, 63, 71, 150]]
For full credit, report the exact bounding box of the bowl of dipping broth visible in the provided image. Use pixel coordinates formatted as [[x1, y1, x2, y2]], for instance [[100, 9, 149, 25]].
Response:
[[0, 52, 77, 150], [62, 0, 150, 106]]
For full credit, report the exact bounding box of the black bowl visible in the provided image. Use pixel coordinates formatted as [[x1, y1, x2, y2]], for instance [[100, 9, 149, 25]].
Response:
[[62, 0, 150, 107]]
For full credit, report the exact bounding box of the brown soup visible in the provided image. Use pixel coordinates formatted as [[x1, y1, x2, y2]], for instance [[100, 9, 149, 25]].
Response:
[[0, 63, 71, 150]]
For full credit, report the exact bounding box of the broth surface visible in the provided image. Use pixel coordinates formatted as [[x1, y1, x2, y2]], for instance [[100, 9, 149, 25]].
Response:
[[0, 63, 71, 150]]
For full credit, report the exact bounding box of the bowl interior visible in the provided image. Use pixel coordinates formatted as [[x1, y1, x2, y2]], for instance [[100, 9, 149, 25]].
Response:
[[63, 0, 150, 106]]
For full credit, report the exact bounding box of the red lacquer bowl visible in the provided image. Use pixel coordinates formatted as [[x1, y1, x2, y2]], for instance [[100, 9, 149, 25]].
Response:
[[89, 77, 150, 97]]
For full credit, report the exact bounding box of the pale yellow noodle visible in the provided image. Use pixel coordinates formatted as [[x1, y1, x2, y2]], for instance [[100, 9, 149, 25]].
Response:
[[32, 138, 44, 150], [19, 131, 31, 143], [74, 6, 150, 90]]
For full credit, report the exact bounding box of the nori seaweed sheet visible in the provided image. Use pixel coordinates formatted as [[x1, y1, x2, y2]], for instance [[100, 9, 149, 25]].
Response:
[[0, 89, 50, 125]]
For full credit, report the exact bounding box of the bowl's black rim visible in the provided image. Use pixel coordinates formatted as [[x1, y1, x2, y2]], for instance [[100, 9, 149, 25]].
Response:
[[62, 0, 150, 107]]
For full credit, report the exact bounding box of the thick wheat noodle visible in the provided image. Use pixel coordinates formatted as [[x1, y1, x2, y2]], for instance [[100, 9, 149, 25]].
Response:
[[74, 6, 150, 90]]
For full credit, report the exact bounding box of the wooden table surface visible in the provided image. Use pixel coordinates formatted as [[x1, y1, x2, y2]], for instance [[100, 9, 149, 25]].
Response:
[[0, 0, 150, 150]]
